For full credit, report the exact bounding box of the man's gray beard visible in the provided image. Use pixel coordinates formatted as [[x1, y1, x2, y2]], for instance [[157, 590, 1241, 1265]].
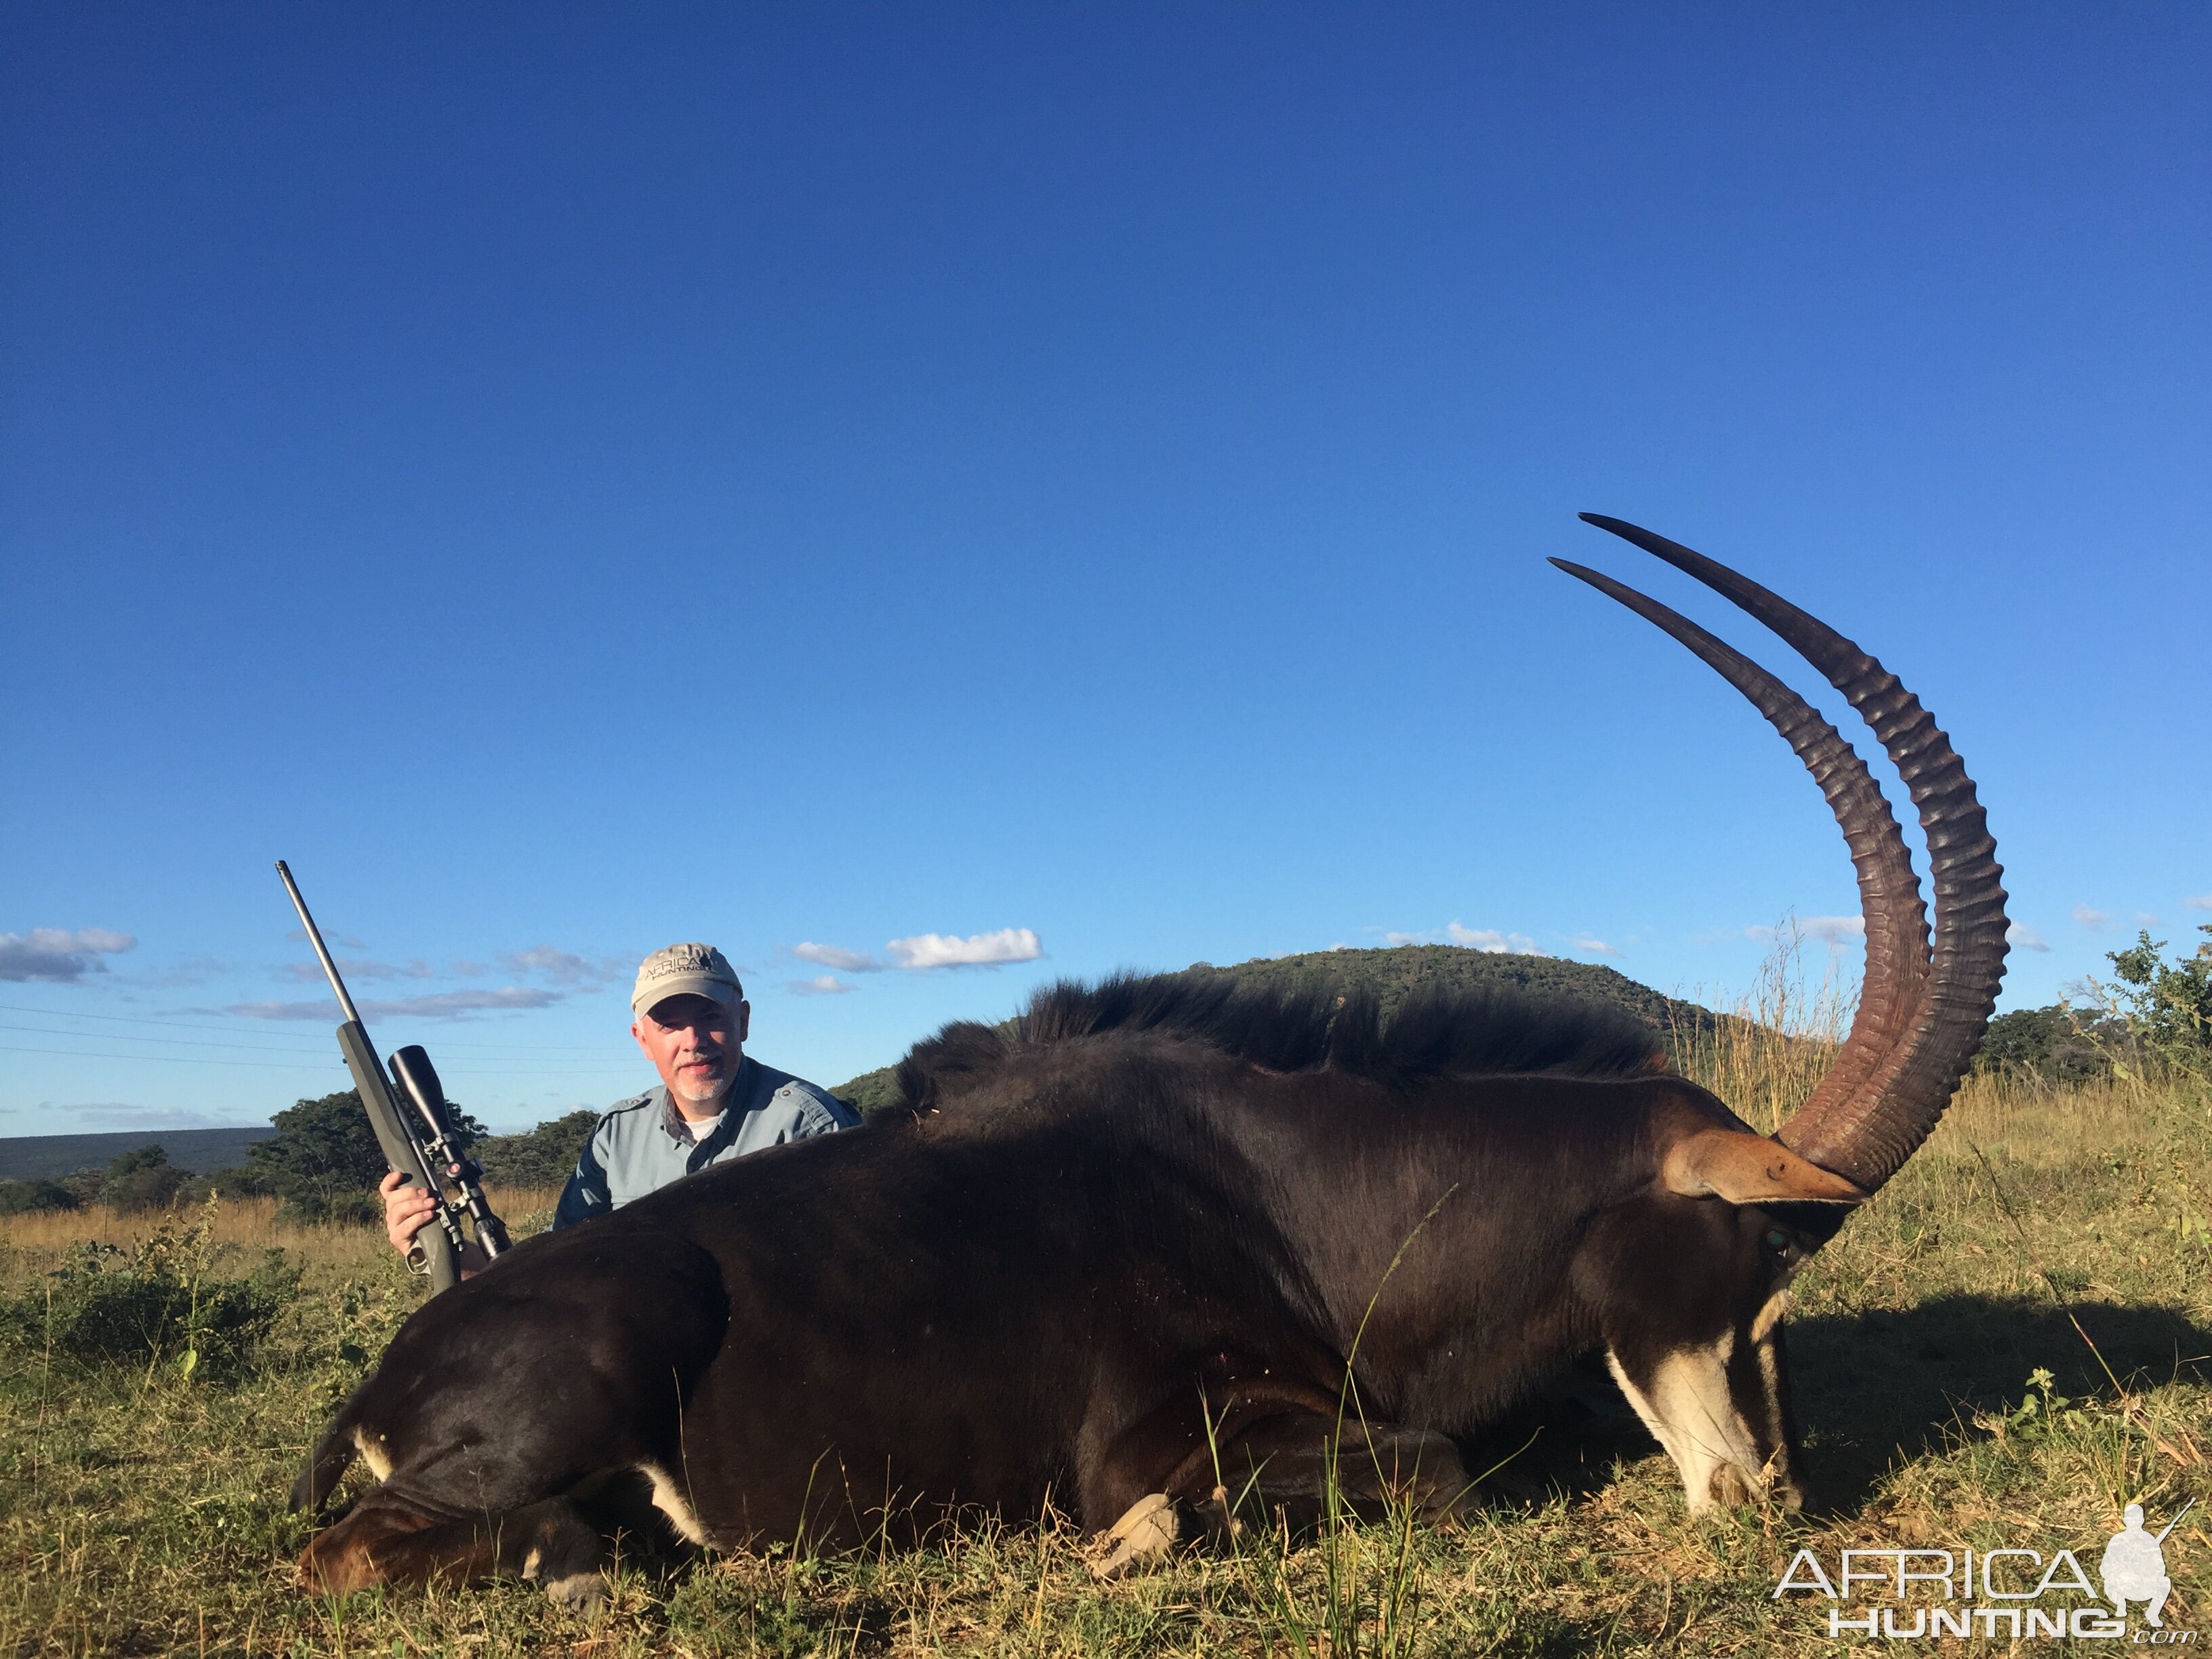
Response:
[[670, 1063, 733, 1108]]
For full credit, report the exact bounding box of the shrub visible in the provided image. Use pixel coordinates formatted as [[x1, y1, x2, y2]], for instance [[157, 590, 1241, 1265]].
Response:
[[247, 1088, 485, 1222], [1, 1197, 301, 1382], [2107, 924, 2212, 1068], [192, 1164, 275, 1201], [473, 1109, 598, 1189], [96, 1145, 189, 1212], [0, 1177, 81, 1216], [1, 1149, 209, 1216], [1972, 1005, 2122, 1084]]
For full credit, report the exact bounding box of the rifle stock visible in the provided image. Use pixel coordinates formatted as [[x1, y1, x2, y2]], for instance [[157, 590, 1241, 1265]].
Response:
[[336, 1021, 461, 1291]]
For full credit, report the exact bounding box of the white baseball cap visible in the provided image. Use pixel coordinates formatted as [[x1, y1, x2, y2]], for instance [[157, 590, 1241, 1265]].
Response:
[[631, 943, 743, 1017]]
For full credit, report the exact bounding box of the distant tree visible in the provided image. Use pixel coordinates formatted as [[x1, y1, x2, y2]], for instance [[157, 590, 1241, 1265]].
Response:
[[473, 1110, 600, 1191], [2106, 926, 2212, 1067], [192, 1164, 274, 1201], [98, 1145, 188, 1212], [56, 1166, 106, 1207], [830, 1068, 903, 1120], [247, 1089, 486, 1222], [0, 1177, 80, 1216], [1973, 1006, 2121, 1084]]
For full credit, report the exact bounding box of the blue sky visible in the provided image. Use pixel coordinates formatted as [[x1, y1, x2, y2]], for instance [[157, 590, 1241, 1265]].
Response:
[[3, 6, 2206, 1136]]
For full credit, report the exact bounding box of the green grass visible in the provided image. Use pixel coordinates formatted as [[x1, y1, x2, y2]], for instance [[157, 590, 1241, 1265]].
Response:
[[3, 1068, 2207, 1656]]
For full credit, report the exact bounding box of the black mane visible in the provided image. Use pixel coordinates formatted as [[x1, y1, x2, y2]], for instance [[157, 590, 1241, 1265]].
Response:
[[895, 970, 1669, 1111]]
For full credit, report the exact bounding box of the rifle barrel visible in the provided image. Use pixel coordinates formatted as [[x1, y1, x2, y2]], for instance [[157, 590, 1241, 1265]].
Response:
[[2154, 1496, 2195, 1544], [274, 860, 365, 1026]]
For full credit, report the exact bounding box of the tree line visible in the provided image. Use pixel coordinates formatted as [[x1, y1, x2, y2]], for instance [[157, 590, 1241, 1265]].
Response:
[[0, 1095, 604, 1220], [5, 929, 2203, 1220]]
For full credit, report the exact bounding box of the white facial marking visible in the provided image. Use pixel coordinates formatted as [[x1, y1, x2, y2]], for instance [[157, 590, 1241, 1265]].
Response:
[[639, 1460, 709, 1545], [1750, 1287, 1792, 1345], [1606, 1338, 1776, 1511], [1754, 1331, 1790, 1456], [350, 1425, 393, 1483]]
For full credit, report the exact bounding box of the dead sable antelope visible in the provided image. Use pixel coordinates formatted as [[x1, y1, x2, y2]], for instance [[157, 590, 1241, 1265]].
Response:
[[293, 515, 2007, 1603]]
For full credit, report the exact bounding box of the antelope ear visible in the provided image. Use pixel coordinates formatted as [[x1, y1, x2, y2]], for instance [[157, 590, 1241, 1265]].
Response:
[[1662, 1128, 1868, 1205]]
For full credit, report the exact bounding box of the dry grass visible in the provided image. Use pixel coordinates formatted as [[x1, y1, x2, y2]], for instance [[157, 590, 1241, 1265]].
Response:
[[0, 1188, 566, 1277], [1, 1027, 2207, 1656]]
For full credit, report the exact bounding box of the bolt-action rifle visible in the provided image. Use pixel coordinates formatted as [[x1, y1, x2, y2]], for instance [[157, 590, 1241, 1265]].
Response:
[[274, 861, 508, 1292]]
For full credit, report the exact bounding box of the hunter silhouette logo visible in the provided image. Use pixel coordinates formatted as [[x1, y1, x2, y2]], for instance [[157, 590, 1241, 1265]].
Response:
[[1773, 1498, 2198, 1641], [2103, 1500, 2191, 1631]]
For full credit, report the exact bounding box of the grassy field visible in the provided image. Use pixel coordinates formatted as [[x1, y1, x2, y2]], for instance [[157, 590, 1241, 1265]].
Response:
[[2, 1044, 2207, 1656]]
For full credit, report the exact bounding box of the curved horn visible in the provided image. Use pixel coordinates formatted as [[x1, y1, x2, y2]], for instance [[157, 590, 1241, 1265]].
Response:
[[1547, 559, 1930, 1130], [1559, 516, 2008, 1191]]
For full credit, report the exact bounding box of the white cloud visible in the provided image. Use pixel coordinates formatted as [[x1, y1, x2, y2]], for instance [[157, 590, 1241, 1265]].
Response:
[[500, 945, 625, 987], [278, 956, 435, 983], [2186, 894, 2212, 912], [1565, 934, 1620, 957], [1746, 916, 1864, 950], [136, 955, 230, 988], [1385, 922, 1542, 955], [789, 975, 855, 997], [1450, 923, 1540, 953], [2007, 921, 2051, 953], [2073, 905, 2112, 930], [794, 941, 886, 973], [789, 927, 1046, 976], [230, 987, 564, 1021], [886, 928, 1045, 969], [0, 927, 138, 982]]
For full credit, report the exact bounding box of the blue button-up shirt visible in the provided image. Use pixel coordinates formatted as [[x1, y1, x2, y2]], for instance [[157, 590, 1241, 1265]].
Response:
[[550, 1055, 859, 1231]]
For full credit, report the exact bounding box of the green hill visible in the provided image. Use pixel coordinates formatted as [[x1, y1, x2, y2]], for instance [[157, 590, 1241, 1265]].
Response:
[[0, 1126, 274, 1182], [828, 945, 1721, 1118]]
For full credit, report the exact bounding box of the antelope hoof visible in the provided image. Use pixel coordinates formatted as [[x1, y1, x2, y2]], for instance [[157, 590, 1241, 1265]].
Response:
[[541, 1571, 605, 1612], [1090, 1492, 1179, 1580]]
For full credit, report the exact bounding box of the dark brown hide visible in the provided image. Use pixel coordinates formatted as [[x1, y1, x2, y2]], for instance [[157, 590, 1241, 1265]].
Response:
[[298, 983, 1813, 1591]]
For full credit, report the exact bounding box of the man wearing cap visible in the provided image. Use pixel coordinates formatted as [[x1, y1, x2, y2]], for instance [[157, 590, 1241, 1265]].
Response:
[[380, 943, 858, 1266]]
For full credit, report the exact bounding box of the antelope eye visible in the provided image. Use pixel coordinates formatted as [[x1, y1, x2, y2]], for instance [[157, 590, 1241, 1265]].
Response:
[[1764, 1229, 1793, 1256]]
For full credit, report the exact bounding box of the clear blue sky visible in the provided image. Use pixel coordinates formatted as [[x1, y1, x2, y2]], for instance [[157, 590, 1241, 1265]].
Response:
[[3, 6, 2205, 1136]]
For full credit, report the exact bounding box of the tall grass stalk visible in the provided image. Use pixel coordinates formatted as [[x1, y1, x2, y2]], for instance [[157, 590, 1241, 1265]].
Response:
[[1666, 920, 1857, 1132]]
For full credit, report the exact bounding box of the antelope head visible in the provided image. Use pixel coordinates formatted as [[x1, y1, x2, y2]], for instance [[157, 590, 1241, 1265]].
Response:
[[1557, 516, 2009, 1511]]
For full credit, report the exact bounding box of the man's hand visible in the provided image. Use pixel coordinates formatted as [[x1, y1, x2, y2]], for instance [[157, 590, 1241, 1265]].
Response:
[[379, 1170, 491, 1277], [380, 1168, 439, 1256]]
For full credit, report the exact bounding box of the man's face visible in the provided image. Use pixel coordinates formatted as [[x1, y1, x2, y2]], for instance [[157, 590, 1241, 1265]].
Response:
[[632, 992, 750, 1113]]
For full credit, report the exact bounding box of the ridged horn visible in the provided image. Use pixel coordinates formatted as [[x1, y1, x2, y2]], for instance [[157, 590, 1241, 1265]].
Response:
[[1546, 558, 1931, 1132], [1559, 515, 2009, 1192]]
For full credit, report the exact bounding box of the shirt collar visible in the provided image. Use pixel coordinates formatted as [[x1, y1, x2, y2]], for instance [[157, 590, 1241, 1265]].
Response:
[[656, 1056, 756, 1145]]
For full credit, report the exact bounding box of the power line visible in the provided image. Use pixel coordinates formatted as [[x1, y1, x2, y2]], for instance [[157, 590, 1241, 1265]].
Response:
[[0, 1002, 329, 1045], [0, 1000, 614, 1053], [0, 1020, 636, 1066], [0, 1044, 337, 1070], [0, 1021, 373, 1055], [0, 1044, 644, 1078]]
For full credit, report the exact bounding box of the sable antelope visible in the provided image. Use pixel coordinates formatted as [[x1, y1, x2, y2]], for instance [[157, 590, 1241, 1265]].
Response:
[[292, 516, 2007, 1602]]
